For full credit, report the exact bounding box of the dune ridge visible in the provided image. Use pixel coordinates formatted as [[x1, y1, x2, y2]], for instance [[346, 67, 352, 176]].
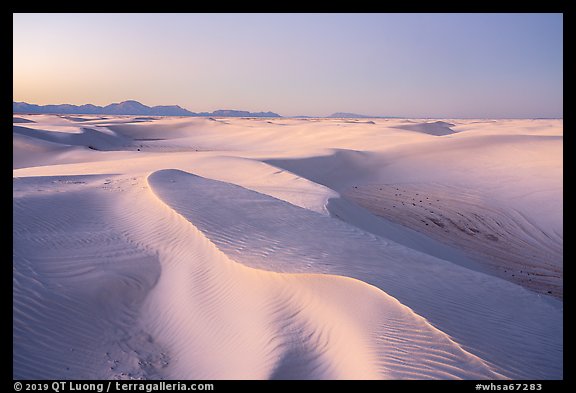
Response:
[[140, 169, 503, 379], [140, 169, 562, 380]]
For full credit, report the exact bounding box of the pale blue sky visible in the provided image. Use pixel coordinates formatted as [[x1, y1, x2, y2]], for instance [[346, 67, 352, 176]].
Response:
[[13, 13, 563, 118]]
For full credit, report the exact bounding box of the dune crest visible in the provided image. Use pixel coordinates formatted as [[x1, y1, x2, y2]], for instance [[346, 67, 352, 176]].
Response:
[[139, 169, 502, 379]]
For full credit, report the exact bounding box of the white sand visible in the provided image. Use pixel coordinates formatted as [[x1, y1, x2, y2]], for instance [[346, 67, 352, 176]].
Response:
[[13, 115, 562, 379]]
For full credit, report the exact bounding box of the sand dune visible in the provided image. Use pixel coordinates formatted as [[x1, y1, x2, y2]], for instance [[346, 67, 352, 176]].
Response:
[[143, 169, 562, 379], [143, 169, 504, 379], [267, 131, 563, 297], [13, 115, 562, 379], [342, 182, 562, 297], [13, 116, 35, 123], [391, 120, 456, 136]]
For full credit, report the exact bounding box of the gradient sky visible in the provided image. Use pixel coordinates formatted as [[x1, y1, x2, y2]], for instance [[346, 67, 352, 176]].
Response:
[[13, 13, 563, 118]]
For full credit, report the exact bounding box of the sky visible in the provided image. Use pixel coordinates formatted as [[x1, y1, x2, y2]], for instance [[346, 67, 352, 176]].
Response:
[[13, 13, 563, 118]]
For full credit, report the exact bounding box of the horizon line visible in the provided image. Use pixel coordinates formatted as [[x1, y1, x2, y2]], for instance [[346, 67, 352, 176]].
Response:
[[12, 99, 563, 120]]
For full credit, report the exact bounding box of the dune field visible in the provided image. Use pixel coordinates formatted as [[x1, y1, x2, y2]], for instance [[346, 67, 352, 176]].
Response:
[[13, 115, 563, 380]]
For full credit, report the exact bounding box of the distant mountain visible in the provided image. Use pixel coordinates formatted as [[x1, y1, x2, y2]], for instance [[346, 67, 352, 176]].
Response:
[[207, 109, 281, 118], [103, 100, 156, 115], [327, 112, 400, 119], [13, 100, 281, 118], [12, 100, 196, 116], [149, 105, 194, 116], [13, 102, 40, 113], [328, 112, 373, 118]]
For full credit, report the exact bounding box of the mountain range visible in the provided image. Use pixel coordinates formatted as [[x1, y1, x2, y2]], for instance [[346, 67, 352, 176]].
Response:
[[13, 100, 397, 119], [12, 100, 281, 118], [327, 112, 373, 118]]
